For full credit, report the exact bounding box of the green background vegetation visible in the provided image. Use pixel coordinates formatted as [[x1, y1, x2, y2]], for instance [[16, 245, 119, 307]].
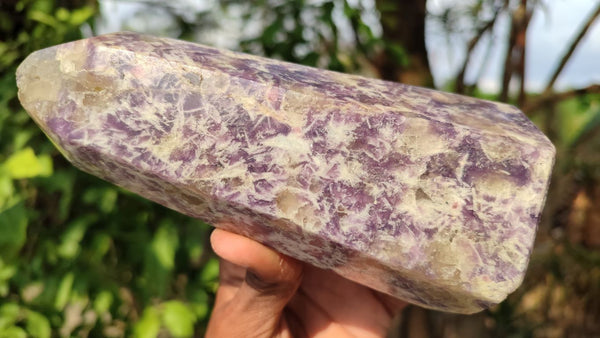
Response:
[[1, 0, 599, 337], [1, 2, 217, 337]]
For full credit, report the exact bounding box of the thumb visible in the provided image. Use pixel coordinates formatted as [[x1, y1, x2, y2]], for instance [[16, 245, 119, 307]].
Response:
[[206, 228, 303, 337]]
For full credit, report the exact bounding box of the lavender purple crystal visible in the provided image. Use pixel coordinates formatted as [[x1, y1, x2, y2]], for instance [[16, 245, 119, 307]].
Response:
[[16, 32, 555, 313]]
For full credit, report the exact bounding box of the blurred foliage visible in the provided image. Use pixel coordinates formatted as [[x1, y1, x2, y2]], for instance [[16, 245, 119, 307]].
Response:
[[0, 1, 218, 337], [230, 0, 382, 73], [141, 0, 407, 77], [1, 0, 600, 337]]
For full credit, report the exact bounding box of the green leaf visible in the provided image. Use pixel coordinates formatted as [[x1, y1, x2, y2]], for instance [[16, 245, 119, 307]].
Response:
[[189, 289, 209, 320], [28, 10, 58, 28], [151, 221, 179, 270], [2, 148, 52, 179], [29, 0, 54, 14], [0, 175, 14, 210], [0, 44, 18, 69], [162, 301, 196, 338], [133, 306, 161, 338], [0, 201, 28, 256], [13, 130, 34, 152], [93, 290, 113, 314], [69, 7, 95, 26], [57, 215, 94, 259], [99, 188, 118, 213], [90, 233, 111, 261], [0, 260, 17, 281], [55, 272, 74, 310], [0, 258, 16, 297], [25, 310, 50, 338], [83, 187, 118, 213], [36, 154, 53, 177], [142, 220, 180, 297], [200, 257, 219, 291], [3, 148, 40, 178], [55, 7, 69, 22], [187, 240, 203, 263], [0, 303, 20, 330], [0, 326, 27, 338], [0, 282, 8, 298], [184, 221, 208, 264]]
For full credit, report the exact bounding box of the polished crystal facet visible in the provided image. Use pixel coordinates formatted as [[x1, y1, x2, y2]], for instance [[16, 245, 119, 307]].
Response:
[[16, 32, 555, 313]]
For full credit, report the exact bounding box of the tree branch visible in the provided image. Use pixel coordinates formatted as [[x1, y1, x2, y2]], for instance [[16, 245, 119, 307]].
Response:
[[545, 3, 600, 92], [465, 29, 496, 95], [455, 7, 502, 94], [522, 84, 600, 114], [516, 1, 533, 107], [499, 10, 517, 102]]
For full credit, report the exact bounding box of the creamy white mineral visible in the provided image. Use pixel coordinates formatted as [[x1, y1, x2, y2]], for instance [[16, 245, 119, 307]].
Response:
[[16, 32, 555, 313]]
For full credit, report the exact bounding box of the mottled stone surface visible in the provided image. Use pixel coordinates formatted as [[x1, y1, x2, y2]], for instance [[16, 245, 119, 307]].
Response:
[[17, 32, 555, 313]]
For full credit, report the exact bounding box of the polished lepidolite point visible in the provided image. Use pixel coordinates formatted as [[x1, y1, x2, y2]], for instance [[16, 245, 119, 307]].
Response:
[[16, 32, 555, 314]]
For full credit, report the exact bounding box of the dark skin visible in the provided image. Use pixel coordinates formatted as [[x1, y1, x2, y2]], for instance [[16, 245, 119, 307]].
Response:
[[206, 228, 408, 337]]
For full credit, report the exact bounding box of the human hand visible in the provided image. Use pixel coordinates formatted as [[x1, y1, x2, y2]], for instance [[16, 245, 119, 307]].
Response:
[[206, 228, 407, 337]]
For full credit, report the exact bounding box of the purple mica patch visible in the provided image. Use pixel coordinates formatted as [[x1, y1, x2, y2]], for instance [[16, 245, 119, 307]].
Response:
[[47, 117, 75, 137], [459, 136, 531, 187], [16, 32, 556, 314]]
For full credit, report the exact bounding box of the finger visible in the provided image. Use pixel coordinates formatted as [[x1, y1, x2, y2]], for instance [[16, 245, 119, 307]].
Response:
[[370, 290, 408, 317], [210, 228, 297, 283], [213, 258, 246, 304], [207, 228, 303, 337], [287, 266, 403, 337], [286, 288, 356, 337]]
